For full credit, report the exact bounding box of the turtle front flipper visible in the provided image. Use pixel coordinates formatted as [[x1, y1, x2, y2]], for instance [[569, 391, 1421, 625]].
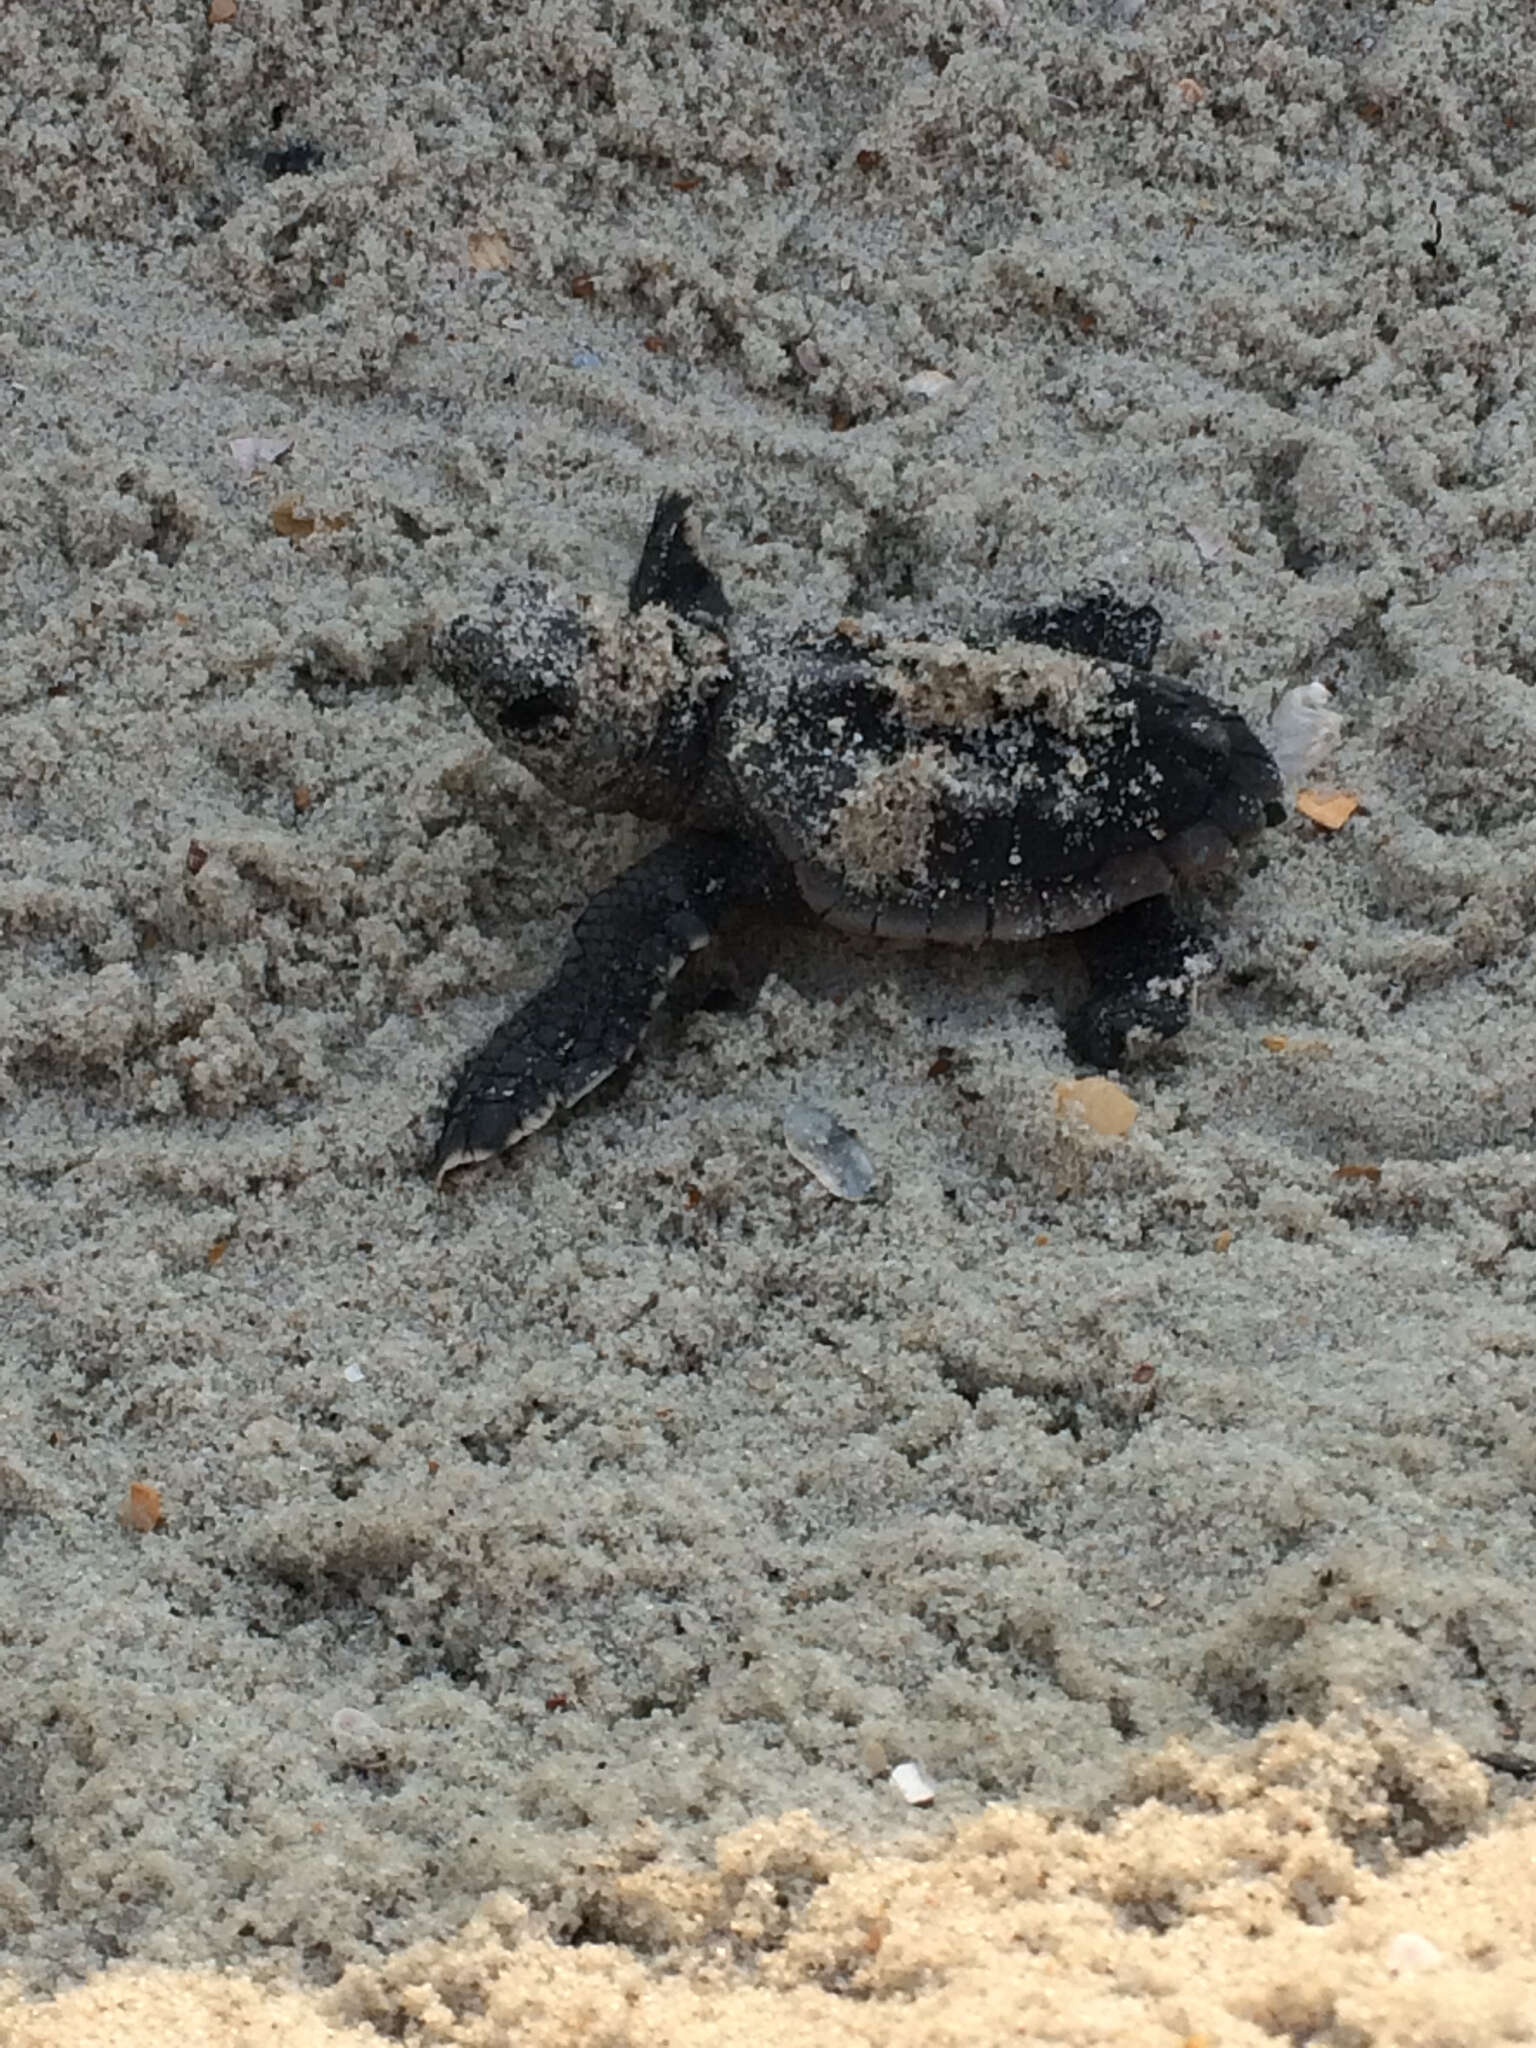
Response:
[[627, 491, 730, 625], [433, 831, 779, 1182], [1064, 895, 1202, 1070]]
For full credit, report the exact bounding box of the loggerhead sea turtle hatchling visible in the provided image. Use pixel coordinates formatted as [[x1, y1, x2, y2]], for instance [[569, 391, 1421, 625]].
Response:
[[428, 492, 1284, 1181]]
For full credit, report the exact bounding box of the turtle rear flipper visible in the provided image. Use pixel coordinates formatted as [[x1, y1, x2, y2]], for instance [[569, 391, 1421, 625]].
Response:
[[1064, 895, 1201, 1069], [434, 831, 778, 1182], [1008, 586, 1163, 671]]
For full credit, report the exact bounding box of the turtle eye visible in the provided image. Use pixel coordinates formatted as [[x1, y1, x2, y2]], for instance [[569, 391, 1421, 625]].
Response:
[[496, 681, 566, 731]]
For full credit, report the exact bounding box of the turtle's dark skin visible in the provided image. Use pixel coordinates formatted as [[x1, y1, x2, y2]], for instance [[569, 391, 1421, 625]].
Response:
[[429, 493, 1284, 1181]]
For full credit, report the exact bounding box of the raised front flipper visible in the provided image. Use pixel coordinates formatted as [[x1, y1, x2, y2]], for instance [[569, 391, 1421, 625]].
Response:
[[627, 491, 730, 626], [433, 831, 780, 1182]]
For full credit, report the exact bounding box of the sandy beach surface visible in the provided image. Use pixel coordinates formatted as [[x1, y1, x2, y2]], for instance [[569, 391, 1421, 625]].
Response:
[[3, 1, 1535, 2040]]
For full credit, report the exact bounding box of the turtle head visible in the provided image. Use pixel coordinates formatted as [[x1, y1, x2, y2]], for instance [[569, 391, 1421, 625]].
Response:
[[432, 579, 723, 816], [432, 581, 591, 762]]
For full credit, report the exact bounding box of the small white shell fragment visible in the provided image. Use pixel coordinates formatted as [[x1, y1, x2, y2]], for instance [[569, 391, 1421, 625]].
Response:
[[1268, 680, 1343, 788], [1384, 1931, 1445, 1976], [329, 1707, 390, 1762], [903, 368, 955, 401], [342, 1361, 366, 1383], [795, 337, 824, 377], [782, 1102, 876, 1200], [228, 433, 294, 474], [1182, 521, 1226, 566], [890, 1760, 936, 1805]]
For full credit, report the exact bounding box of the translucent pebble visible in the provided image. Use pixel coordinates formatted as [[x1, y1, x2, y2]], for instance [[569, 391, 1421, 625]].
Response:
[[1384, 1931, 1444, 1975], [1268, 680, 1343, 787], [890, 1760, 936, 1805], [228, 434, 293, 474], [329, 1708, 390, 1762], [782, 1102, 876, 1200]]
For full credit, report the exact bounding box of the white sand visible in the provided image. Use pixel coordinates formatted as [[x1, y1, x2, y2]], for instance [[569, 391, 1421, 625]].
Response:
[[3, 0, 1535, 2038]]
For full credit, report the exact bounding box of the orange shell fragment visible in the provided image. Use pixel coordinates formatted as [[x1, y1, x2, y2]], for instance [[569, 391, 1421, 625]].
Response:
[[1296, 788, 1360, 830], [271, 497, 351, 542], [1054, 1076, 1138, 1137], [467, 230, 511, 272], [119, 1482, 164, 1533]]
